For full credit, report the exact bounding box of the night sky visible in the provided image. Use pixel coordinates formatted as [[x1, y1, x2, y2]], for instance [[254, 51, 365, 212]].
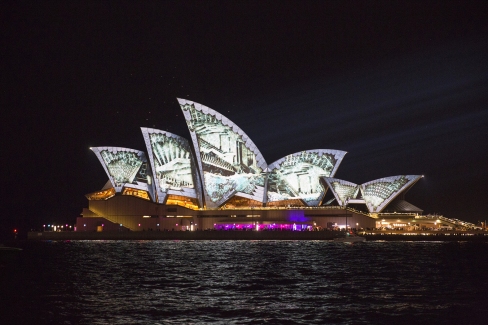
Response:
[[2, 1, 487, 236]]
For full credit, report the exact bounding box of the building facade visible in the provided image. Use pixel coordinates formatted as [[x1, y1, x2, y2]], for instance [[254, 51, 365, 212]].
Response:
[[78, 99, 427, 232]]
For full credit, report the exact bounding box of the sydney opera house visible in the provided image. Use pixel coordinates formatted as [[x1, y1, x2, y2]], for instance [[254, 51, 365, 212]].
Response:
[[77, 99, 432, 232]]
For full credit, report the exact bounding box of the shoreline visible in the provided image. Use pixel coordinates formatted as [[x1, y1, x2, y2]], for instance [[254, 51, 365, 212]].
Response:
[[26, 231, 488, 241]]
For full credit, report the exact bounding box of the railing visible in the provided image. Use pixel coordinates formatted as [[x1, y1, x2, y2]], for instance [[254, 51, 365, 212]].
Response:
[[204, 205, 370, 216]]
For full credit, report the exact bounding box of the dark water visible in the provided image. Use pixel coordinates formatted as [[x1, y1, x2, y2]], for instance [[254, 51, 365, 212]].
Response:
[[2, 240, 488, 325]]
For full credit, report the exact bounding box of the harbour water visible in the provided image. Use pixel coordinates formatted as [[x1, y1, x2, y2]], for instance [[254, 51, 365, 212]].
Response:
[[1, 240, 488, 324]]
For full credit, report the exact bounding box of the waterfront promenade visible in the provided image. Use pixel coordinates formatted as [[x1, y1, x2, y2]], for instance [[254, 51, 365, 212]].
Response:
[[27, 230, 488, 241]]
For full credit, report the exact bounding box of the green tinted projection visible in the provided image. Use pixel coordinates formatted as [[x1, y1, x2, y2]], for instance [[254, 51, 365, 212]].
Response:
[[149, 133, 194, 192], [100, 150, 143, 186], [182, 103, 265, 204]]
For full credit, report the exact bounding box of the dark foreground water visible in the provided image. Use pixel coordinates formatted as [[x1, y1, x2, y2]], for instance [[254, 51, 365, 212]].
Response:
[[1, 240, 488, 325]]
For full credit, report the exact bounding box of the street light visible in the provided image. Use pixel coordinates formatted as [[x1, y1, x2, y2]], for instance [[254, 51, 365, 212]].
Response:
[[344, 197, 349, 233]]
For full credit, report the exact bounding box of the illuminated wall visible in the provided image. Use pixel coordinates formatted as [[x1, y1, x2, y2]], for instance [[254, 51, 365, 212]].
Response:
[[360, 175, 422, 212], [91, 147, 155, 201], [179, 99, 267, 208], [322, 177, 359, 206], [85, 187, 116, 201], [141, 127, 202, 207], [267, 150, 346, 206]]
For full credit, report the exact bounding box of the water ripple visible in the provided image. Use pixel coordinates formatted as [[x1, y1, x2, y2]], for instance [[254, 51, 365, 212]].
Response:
[[1, 240, 488, 324]]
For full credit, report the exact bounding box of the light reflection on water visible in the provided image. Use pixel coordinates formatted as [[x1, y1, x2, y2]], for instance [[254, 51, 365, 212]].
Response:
[[2, 240, 488, 324]]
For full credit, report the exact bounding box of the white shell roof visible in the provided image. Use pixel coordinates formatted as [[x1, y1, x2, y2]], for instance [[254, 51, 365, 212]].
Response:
[[268, 149, 347, 175], [140, 127, 203, 207], [322, 177, 360, 207], [177, 98, 268, 170], [360, 175, 422, 213], [90, 147, 151, 197]]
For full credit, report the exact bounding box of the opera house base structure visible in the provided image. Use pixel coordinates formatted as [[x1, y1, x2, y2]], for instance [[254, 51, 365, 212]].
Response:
[[77, 195, 377, 232], [76, 99, 477, 234]]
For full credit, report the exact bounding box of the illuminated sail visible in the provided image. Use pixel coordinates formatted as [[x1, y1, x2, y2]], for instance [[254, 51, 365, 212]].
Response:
[[141, 127, 202, 207], [179, 99, 267, 208], [322, 177, 359, 207], [91, 147, 155, 201], [267, 150, 346, 206], [360, 175, 422, 212]]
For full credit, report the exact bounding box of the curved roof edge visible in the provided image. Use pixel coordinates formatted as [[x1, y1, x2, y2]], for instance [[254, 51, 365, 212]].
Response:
[[177, 98, 268, 169], [360, 175, 422, 213], [268, 149, 347, 176], [322, 177, 360, 207], [91, 146, 146, 156], [141, 127, 189, 141], [140, 127, 203, 207], [265, 150, 347, 207], [90, 146, 155, 201], [178, 98, 268, 208]]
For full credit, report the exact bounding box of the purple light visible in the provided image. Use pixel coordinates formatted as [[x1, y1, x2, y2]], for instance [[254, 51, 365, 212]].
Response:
[[212, 222, 313, 231], [288, 211, 308, 222]]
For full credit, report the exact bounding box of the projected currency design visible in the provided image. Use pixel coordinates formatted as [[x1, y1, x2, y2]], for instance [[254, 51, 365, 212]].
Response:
[[89, 99, 422, 212], [141, 128, 202, 205], [360, 175, 421, 212], [179, 99, 267, 208], [267, 150, 346, 206], [90, 147, 154, 200]]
